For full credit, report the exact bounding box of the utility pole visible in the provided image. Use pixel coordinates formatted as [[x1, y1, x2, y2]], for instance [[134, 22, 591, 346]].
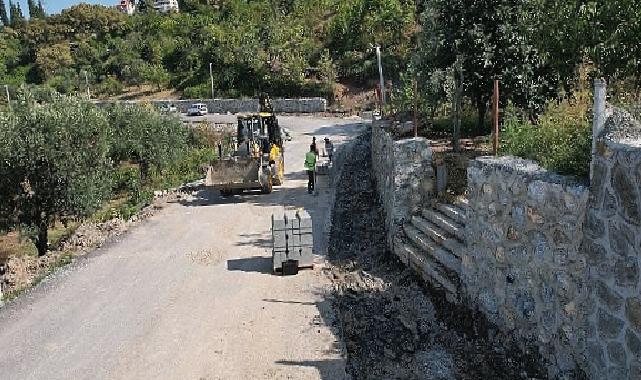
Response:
[[376, 46, 385, 109], [84, 71, 90, 99], [492, 79, 499, 155], [209, 62, 215, 100]]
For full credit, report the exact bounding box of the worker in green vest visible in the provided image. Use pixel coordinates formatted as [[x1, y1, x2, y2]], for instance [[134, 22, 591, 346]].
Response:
[[304, 144, 317, 194]]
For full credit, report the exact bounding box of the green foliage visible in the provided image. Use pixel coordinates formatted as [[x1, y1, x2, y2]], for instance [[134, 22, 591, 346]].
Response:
[[106, 102, 189, 178], [0, 91, 112, 256], [501, 98, 592, 179], [0, 0, 9, 26], [0, 0, 415, 99]]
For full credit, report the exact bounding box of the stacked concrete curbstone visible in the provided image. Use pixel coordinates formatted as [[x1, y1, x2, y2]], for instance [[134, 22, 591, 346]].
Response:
[[271, 208, 314, 273]]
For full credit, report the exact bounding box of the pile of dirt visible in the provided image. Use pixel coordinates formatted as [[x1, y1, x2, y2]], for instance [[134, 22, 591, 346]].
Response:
[[326, 132, 547, 379]]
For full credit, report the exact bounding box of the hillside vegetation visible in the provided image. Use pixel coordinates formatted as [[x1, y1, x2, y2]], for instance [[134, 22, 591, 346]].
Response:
[[0, 0, 416, 99]]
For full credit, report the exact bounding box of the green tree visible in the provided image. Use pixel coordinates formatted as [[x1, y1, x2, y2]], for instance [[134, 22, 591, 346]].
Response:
[[416, 0, 561, 128], [0, 0, 9, 26], [9, 1, 25, 27], [106, 103, 188, 179], [35, 42, 74, 80], [0, 91, 112, 256]]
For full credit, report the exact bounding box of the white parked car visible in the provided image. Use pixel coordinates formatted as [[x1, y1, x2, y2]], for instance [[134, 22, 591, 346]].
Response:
[[187, 103, 208, 116]]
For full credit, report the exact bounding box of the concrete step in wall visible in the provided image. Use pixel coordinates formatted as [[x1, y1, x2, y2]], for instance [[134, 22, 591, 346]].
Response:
[[395, 238, 458, 297], [396, 201, 467, 301], [404, 223, 461, 276], [435, 203, 467, 226]]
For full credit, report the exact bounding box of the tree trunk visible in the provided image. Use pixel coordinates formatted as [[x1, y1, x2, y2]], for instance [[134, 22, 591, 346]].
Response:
[[35, 216, 49, 257], [451, 60, 464, 153], [140, 161, 149, 181]]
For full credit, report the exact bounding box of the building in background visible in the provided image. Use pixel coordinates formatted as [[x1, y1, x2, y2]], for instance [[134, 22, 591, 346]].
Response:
[[116, 0, 136, 15], [154, 0, 179, 13]]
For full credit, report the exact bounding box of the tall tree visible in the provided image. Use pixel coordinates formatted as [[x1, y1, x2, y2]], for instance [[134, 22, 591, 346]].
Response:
[[27, 0, 36, 18], [9, 0, 24, 26], [0, 91, 112, 257], [0, 0, 9, 26], [417, 0, 561, 127]]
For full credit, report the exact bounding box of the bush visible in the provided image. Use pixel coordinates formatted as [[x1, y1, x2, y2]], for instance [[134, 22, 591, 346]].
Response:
[[501, 98, 592, 179]]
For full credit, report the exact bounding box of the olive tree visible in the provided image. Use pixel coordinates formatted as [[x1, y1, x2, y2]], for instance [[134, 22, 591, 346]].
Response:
[[0, 92, 112, 256], [106, 103, 188, 180]]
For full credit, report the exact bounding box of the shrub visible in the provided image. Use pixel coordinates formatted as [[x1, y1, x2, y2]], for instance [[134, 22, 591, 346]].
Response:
[[501, 98, 592, 179]]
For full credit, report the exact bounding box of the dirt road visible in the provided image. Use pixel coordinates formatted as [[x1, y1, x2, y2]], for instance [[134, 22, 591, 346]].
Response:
[[0, 116, 365, 380]]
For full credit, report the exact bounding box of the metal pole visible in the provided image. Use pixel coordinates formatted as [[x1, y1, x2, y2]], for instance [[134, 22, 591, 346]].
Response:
[[376, 46, 385, 107], [493, 79, 499, 156], [591, 78, 607, 181], [209, 62, 215, 100]]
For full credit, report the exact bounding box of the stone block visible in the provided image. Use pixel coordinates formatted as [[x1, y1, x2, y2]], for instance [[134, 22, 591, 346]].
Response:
[[626, 329, 641, 358], [612, 162, 641, 226], [272, 229, 288, 249], [607, 340, 628, 367], [614, 257, 639, 289], [626, 297, 641, 334], [598, 308, 625, 339], [609, 220, 636, 256], [272, 207, 287, 230], [596, 281, 624, 312], [296, 209, 313, 229]]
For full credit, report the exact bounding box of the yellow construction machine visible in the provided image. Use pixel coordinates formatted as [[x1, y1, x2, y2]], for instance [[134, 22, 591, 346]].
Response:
[[205, 96, 285, 196]]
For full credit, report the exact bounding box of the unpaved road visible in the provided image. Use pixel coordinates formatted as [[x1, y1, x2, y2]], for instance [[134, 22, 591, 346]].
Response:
[[0, 116, 365, 380]]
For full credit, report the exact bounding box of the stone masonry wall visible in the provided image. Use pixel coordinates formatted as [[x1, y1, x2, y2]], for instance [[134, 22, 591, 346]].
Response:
[[371, 120, 434, 251], [581, 109, 641, 380], [93, 97, 327, 114], [464, 156, 591, 377], [370, 109, 641, 379]]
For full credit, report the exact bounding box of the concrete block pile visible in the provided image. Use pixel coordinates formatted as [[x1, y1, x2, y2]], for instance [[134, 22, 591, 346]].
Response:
[[271, 208, 314, 273]]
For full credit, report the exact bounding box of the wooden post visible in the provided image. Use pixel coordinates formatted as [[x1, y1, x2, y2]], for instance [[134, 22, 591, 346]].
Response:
[[493, 79, 500, 155]]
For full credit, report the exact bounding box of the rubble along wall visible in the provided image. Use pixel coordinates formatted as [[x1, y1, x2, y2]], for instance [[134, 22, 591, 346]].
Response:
[[92, 98, 327, 114], [464, 156, 591, 377], [581, 109, 641, 380], [371, 120, 434, 251]]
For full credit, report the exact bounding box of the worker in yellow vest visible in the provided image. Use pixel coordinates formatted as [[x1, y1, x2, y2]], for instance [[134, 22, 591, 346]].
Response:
[[304, 144, 317, 194]]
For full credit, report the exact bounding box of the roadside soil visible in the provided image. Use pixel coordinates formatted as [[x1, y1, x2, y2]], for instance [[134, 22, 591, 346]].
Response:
[[326, 131, 549, 380]]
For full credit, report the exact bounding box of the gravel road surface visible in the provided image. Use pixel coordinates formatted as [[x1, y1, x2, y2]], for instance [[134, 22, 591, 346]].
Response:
[[0, 116, 365, 380]]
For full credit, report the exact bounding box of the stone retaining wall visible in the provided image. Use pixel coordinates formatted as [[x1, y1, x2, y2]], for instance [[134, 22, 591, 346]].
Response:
[[582, 109, 641, 380], [464, 156, 591, 377], [371, 120, 434, 251], [93, 97, 327, 114], [370, 108, 641, 379]]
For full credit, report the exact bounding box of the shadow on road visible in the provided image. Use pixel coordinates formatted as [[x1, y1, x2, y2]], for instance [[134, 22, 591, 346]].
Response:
[[235, 232, 273, 248], [262, 298, 316, 306], [226, 256, 273, 274], [275, 359, 347, 380]]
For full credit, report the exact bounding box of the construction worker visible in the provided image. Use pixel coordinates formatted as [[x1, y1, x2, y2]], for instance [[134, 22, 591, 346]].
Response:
[[324, 137, 334, 163], [304, 144, 317, 194]]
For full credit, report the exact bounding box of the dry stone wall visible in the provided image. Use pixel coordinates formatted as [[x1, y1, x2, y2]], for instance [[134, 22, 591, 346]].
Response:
[[371, 120, 434, 251]]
